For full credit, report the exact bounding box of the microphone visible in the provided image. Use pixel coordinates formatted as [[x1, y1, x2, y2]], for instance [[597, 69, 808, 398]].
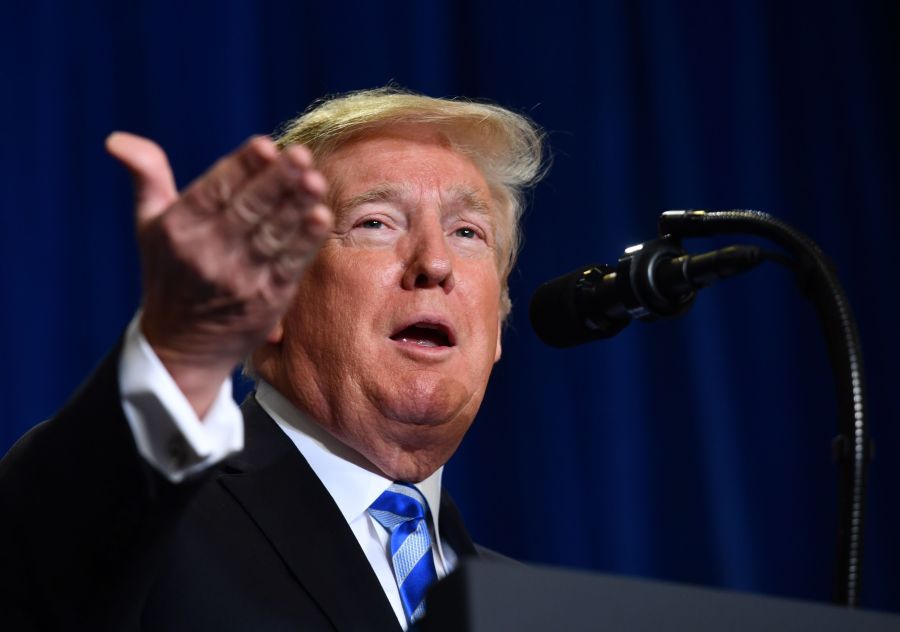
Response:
[[529, 237, 763, 347]]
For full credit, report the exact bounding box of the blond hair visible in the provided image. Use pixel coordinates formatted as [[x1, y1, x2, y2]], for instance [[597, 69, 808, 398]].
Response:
[[275, 87, 546, 318]]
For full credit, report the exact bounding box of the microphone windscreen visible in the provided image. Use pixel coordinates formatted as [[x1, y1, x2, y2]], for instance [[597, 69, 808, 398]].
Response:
[[529, 269, 593, 348]]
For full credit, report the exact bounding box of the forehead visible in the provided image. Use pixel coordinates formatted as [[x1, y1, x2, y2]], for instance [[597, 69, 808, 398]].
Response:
[[319, 124, 493, 206]]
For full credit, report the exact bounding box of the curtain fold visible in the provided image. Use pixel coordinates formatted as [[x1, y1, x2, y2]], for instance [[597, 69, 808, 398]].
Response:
[[2, 0, 896, 612]]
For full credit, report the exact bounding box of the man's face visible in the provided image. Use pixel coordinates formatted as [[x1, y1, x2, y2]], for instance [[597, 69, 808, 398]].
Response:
[[265, 124, 503, 481]]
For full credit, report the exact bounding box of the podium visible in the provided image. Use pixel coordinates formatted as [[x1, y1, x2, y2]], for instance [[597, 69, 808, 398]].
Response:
[[421, 560, 900, 631]]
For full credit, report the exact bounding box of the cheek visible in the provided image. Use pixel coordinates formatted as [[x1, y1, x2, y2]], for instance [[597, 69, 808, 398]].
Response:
[[288, 249, 399, 347], [371, 370, 477, 425], [460, 273, 502, 331], [372, 257, 404, 289], [323, 242, 404, 289], [284, 257, 356, 345]]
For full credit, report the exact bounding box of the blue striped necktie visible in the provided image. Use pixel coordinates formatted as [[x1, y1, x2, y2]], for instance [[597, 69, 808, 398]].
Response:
[[368, 482, 439, 624]]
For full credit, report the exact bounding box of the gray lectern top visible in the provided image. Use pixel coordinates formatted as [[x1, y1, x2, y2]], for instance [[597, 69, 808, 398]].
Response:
[[421, 560, 900, 631]]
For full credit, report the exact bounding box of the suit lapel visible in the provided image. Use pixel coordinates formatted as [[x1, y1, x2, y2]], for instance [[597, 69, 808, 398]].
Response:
[[218, 397, 402, 632], [438, 489, 478, 560]]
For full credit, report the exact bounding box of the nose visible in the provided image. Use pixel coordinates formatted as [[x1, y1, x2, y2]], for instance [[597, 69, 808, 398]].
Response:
[[401, 216, 456, 292]]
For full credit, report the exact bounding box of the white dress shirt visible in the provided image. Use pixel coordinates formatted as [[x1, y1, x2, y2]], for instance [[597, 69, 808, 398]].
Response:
[[255, 380, 456, 628], [117, 313, 456, 629], [119, 314, 244, 482]]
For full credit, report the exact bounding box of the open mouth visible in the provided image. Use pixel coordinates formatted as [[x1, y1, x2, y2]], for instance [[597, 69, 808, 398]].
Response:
[[390, 322, 455, 348]]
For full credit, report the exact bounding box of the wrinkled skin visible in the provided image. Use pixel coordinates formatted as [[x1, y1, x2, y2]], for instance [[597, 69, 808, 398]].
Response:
[[255, 125, 504, 481], [108, 132, 332, 415], [114, 123, 503, 483]]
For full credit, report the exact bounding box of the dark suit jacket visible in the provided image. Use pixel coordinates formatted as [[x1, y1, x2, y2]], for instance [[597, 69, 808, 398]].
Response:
[[0, 347, 481, 631]]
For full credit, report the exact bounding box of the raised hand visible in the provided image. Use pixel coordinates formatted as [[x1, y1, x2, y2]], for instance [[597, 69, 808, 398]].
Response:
[[106, 133, 332, 416]]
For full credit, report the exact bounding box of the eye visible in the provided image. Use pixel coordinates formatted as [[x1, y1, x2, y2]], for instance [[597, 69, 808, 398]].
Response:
[[360, 219, 384, 229], [454, 226, 479, 239]]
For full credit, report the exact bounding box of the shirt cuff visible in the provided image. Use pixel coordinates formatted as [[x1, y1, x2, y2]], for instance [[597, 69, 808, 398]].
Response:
[[118, 312, 244, 483]]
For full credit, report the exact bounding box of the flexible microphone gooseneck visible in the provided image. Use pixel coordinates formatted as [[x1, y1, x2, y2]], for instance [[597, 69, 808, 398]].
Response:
[[528, 209, 870, 608]]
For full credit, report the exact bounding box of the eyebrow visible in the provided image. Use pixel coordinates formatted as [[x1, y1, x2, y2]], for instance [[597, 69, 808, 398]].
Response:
[[337, 184, 410, 215], [447, 184, 492, 216], [336, 183, 493, 218]]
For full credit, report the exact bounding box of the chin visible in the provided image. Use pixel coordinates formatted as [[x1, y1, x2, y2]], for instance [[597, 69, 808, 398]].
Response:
[[373, 371, 479, 425], [350, 406, 475, 481], [371, 441, 460, 483]]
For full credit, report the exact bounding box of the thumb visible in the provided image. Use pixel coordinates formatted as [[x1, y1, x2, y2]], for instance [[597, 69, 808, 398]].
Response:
[[106, 132, 178, 227]]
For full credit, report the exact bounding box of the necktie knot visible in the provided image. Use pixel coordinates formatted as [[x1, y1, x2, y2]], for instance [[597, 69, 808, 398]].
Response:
[[368, 483, 438, 624], [369, 482, 428, 528]]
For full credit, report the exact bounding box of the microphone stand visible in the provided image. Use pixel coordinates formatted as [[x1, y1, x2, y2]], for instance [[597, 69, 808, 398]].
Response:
[[659, 209, 871, 607]]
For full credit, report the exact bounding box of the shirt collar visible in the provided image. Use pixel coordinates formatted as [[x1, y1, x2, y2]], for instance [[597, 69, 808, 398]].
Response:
[[253, 380, 445, 534]]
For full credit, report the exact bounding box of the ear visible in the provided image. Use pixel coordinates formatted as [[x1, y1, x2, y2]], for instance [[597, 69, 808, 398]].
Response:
[[266, 319, 285, 344], [494, 319, 502, 363]]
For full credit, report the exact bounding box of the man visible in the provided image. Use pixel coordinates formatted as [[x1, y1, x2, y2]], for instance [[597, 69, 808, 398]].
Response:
[[0, 88, 544, 630]]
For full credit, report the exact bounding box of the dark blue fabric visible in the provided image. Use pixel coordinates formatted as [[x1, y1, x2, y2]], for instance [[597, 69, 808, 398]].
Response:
[[2, 0, 897, 613]]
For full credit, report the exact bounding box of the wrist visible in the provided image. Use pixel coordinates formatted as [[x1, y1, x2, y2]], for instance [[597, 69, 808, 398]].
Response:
[[140, 318, 239, 418]]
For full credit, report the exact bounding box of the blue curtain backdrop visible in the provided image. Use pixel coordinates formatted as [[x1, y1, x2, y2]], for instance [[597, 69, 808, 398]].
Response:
[[2, 0, 898, 613]]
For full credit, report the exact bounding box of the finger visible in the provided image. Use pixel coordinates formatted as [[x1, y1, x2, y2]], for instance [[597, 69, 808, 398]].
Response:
[[248, 218, 297, 261], [247, 192, 331, 262], [292, 149, 328, 199], [181, 135, 280, 216], [300, 202, 333, 238], [106, 132, 178, 227], [254, 167, 329, 236], [270, 203, 334, 284], [226, 144, 322, 229]]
